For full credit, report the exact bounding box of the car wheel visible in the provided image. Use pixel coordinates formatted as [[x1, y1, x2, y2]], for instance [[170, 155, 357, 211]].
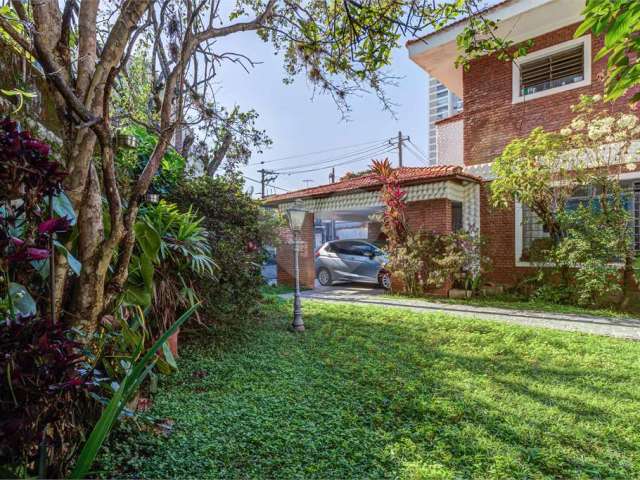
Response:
[[317, 268, 332, 286], [378, 271, 392, 290]]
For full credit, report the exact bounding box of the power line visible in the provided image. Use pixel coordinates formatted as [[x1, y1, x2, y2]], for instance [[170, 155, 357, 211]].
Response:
[[404, 142, 428, 165], [408, 139, 428, 159], [279, 147, 396, 175], [249, 137, 394, 166], [274, 142, 387, 173], [243, 175, 290, 193]]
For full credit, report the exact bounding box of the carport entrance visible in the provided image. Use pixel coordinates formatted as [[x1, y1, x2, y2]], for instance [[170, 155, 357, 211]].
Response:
[[264, 166, 481, 291]]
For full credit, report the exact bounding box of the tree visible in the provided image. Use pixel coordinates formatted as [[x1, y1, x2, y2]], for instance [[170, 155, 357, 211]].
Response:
[[491, 95, 640, 306], [0, 0, 493, 337], [576, 0, 640, 103]]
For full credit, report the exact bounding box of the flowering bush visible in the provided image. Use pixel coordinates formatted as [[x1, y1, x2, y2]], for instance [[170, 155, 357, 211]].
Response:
[[491, 95, 640, 309], [387, 230, 489, 296]]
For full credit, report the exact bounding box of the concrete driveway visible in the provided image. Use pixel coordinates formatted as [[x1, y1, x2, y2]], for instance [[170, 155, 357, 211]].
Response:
[[281, 284, 640, 340]]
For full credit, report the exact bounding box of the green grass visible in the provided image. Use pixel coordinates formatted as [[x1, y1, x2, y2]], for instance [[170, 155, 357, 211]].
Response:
[[98, 299, 640, 479], [386, 292, 632, 319]]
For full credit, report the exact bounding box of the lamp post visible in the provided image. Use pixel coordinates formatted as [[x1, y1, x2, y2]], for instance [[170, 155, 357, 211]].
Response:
[[286, 201, 307, 332]]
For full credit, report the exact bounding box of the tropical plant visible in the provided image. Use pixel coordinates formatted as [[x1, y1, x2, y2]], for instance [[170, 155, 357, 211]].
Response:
[[134, 201, 214, 335], [0, 120, 94, 477], [69, 304, 198, 479], [576, 0, 640, 103], [371, 158, 408, 250]]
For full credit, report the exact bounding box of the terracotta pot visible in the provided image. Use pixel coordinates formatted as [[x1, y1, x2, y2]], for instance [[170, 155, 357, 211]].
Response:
[[168, 328, 180, 358]]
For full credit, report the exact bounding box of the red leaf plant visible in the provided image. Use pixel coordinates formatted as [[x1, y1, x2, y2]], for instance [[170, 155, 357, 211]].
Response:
[[371, 158, 407, 250]]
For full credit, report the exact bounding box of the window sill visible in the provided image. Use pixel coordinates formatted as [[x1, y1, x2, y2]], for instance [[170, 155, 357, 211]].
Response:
[[511, 79, 591, 104]]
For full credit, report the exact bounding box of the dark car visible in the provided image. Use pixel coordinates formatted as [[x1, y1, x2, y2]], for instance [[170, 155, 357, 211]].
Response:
[[315, 240, 391, 289]]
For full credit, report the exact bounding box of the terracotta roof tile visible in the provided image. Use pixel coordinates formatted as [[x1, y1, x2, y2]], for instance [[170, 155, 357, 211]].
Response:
[[263, 165, 480, 204]]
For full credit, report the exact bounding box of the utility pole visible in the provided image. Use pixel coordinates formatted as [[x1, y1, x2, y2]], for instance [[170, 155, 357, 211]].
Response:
[[302, 179, 314, 188], [398, 130, 403, 168], [329, 167, 335, 183], [258, 167, 278, 198]]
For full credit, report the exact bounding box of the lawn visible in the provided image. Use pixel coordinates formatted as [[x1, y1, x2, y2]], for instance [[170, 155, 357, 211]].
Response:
[[98, 298, 640, 479]]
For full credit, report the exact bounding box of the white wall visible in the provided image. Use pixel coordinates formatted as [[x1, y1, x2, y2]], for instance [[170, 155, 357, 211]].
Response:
[[436, 119, 464, 166]]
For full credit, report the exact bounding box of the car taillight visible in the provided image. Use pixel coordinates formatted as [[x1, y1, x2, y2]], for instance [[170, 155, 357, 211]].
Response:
[[315, 251, 320, 258]]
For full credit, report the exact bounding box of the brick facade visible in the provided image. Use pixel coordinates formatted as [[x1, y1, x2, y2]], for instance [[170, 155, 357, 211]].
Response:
[[367, 222, 384, 244], [276, 213, 316, 289], [463, 23, 638, 286], [403, 198, 454, 296], [463, 23, 636, 166], [406, 199, 452, 234]]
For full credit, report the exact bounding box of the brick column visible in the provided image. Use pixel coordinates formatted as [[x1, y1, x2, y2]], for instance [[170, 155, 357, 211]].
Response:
[[367, 221, 385, 244], [402, 199, 454, 296], [276, 212, 316, 289]]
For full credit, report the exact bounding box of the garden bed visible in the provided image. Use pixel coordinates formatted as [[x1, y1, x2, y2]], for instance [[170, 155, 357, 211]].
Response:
[[98, 299, 640, 479]]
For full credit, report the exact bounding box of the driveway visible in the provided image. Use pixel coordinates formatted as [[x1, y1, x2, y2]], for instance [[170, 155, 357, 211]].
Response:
[[281, 284, 640, 340]]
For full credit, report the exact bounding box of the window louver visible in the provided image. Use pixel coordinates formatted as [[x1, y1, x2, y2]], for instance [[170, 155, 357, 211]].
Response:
[[519, 45, 584, 96]]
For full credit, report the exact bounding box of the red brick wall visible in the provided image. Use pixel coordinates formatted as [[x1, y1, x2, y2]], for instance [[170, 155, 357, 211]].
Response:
[[405, 199, 453, 296], [479, 184, 535, 286], [463, 23, 636, 166], [367, 222, 385, 244], [406, 198, 452, 234], [277, 213, 316, 289]]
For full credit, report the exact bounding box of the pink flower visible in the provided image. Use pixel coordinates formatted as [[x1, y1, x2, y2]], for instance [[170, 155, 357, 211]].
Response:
[[9, 247, 50, 262], [38, 217, 71, 235]]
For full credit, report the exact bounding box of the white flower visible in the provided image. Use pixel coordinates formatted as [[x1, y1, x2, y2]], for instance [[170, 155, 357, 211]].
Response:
[[625, 163, 637, 171], [617, 113, 639, 130], [560, 127, 572, 136], [593, 94, 603, 102], [571, 118, 586, 131]]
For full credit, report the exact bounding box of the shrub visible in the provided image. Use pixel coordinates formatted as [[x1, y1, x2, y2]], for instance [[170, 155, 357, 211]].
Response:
[[546, 201, 632, 307], [171, 175, 282, 321], [387, 230, 489, 296]]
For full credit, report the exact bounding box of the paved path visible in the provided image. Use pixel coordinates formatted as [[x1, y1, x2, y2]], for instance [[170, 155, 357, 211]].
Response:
[[281, 284, 640, 340]]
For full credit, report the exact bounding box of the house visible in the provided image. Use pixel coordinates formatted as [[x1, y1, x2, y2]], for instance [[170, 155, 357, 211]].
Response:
[[265, 0, 639, 292]]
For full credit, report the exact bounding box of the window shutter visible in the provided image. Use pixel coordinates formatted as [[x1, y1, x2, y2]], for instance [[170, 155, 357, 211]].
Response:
[[520, 45, 584, 95]]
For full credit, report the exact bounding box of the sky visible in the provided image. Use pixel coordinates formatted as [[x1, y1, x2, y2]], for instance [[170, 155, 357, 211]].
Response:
[[213, 31, 431, 197]]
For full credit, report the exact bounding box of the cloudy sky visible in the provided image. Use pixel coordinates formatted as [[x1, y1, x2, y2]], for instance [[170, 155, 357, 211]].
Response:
[[213, 31, 431, 196]]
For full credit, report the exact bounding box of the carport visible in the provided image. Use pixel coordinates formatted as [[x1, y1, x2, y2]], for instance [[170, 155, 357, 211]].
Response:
[[264, 165, 481, 290]]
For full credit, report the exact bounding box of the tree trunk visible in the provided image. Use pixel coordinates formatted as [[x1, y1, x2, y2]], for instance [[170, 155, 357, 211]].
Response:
[[620, 252, 637, 310], [206, 130, 232, 176]]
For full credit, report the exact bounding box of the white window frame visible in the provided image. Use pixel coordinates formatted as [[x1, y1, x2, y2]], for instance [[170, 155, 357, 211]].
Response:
[[512, 35, 591, 104]]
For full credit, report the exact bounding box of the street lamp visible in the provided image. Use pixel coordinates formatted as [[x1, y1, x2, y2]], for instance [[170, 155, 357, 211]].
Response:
[[286, 201, 307, 332]]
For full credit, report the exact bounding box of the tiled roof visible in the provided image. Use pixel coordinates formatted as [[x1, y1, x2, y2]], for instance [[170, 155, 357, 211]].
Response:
[[263, 165, 480, 204]]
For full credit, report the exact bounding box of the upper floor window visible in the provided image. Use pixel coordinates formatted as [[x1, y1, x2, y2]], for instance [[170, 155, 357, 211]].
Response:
[[512, 36, 591, 104]]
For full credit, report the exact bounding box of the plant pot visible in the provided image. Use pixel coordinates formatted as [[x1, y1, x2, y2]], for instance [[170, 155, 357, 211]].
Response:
[[168, 328, 180, 358], [481, 285, 504, 297], [449, 288, 472, 299]]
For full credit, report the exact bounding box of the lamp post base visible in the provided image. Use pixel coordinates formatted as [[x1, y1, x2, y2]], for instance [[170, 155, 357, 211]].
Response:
[[291, 293, 305, 332]]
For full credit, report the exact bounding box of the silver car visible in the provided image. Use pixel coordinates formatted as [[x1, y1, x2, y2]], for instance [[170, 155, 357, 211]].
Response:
[[315, 240, 391, 289]]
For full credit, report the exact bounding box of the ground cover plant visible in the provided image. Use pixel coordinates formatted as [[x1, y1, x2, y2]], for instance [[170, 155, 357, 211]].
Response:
[[98, 299, 640, 479]]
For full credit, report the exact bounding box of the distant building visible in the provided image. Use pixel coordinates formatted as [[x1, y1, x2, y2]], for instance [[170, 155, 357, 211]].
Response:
[[427, 76, 462, 164]]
